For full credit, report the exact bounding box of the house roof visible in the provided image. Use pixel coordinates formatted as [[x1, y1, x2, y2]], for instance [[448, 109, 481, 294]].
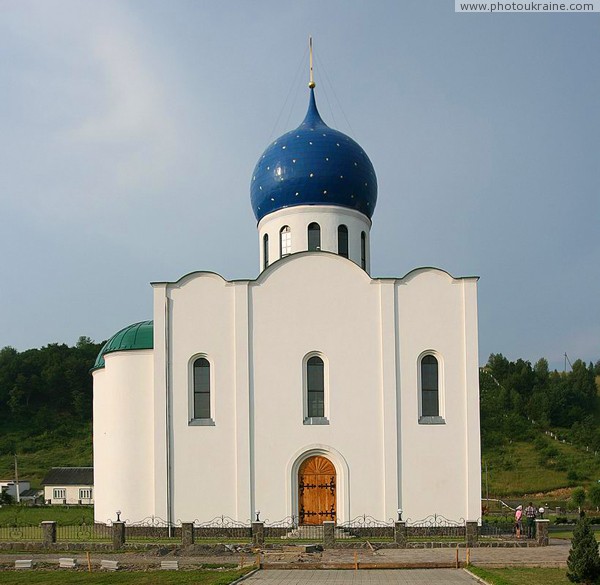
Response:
[[20, 489, 42, 498], [41, 467, 93, 486]]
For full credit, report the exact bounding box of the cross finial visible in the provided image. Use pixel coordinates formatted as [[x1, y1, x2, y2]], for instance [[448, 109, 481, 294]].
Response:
[[309, 36, 316, 89]]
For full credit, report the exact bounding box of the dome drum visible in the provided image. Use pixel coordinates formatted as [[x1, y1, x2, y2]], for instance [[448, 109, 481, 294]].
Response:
[[258, 205, 371, 272]]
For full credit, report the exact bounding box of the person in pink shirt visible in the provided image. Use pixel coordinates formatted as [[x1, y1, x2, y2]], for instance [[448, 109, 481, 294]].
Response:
[[514, 505, 523, 538]]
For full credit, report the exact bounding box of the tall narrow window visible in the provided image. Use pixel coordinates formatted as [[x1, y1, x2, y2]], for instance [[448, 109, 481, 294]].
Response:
[[193, 358, 211, 419], [308, 222, 321, 251], [360, 232, 366, 269], [307, 356, 325, 418], [337, 225, 348, 258], [421, 355, 439, 417], [263, 233, 269, 269], [280, 226, 291, 256]]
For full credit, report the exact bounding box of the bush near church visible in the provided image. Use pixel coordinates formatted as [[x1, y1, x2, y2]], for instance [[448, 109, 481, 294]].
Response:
[[567, 512, 600, 584]]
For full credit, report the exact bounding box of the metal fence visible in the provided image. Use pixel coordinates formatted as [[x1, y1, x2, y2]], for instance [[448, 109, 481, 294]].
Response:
[[264, 515, 301, 540], [125, 517, 181, 542], [0, 513, 533, 546], [193, 516, 252, 542], [406, 514, 465, 540], [479, 516, 529, 540], [336, 515, 394, 540], [57, 522, 112, 542], [0, 525, 43, 541]]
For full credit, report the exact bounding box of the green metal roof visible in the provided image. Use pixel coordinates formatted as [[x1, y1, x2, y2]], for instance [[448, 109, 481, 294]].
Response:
[[92, 320, 153, 371]]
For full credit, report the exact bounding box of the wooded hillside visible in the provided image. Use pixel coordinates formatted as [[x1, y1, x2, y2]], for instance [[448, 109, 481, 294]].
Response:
[[0, 337, 102, 485], [481, 354, 600, 451]]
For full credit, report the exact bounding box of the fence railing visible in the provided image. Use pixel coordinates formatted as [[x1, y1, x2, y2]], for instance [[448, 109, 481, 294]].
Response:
[[479, 516, 543, 540], [479, 519, 517, 539], [406, 514, 465, 540], [336, 515, 394, 540], [124, 517, 181, 542], [194, 516, 252, 542], [0, 514, 548, 547], [57, 523, 112, 542], [263, 515, 300, 540], [0, 525, 43, 541]]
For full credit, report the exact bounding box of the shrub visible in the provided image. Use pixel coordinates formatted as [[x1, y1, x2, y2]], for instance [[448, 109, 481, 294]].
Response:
[[567, 512, 600, 584], [589, 484, 600, 511], [572, 488, 587, 512], [0, 492, 13, 505]]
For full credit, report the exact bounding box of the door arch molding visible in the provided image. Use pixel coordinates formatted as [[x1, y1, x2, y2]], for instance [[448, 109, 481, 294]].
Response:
[[286, 444, 350, 523]]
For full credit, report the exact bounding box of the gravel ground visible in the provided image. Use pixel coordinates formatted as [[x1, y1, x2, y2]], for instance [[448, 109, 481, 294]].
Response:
[[0, 539, 571, 571]]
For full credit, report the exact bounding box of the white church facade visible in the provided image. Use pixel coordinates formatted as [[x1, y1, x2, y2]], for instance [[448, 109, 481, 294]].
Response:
[[92, 83, 481, 526]]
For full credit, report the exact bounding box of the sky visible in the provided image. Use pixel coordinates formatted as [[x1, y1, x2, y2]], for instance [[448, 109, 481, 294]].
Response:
[[0, 0, 598, 371]]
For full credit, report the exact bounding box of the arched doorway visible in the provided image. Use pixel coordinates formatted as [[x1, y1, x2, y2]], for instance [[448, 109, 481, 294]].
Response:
[[298, 455, 336, 525]]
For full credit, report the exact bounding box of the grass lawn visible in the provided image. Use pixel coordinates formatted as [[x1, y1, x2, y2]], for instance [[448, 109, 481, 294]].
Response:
[[468, 567, 570, 585], [0, 506, 94, 526], [483, 439, 600, 496], [550, 530, 600, 541], [0, 568, 252, 585]]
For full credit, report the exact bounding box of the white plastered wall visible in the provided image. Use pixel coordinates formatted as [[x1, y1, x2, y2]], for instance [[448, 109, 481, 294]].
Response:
[[93, 350, 154, 523], [250, 253, 385, 522], [96, 256, 480, 524], [158, 273, 241, 522], [396, 269, 481, 522]]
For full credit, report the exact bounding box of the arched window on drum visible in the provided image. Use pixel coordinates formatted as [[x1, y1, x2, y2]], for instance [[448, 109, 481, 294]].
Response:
[[280, 226, 292, 257]]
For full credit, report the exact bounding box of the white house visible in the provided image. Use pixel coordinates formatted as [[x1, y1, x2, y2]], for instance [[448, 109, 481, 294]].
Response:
[[41, 467, 94, 505], [0, 480, 31, 501], [92, 82, 481, 526]]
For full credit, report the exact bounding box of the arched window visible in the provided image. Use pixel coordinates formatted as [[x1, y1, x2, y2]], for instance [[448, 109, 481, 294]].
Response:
[[193, 357, 211, 419], [280, 226, 292, 257], [308, 222, 321, 251], [360, 232, 366, 269], [263, 233, 269, 269], [421, 355, 439, 417], [337, 225, 348, 258], [307, 356, 325, 418]]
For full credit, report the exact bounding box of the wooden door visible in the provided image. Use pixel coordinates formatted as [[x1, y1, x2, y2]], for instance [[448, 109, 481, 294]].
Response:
[[298, 455, 336, 525]]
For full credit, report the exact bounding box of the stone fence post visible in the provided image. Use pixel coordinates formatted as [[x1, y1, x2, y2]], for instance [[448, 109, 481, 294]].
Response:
[[41, 521, 56, 547], [112, 521, 125, 550], [323, 521, 335, 548], [394, 521, 407, 548], [535, 519, 549, 546], [182, 522, 194, 546], [252, 521, 264, 546], [465, 521, 478, 547]]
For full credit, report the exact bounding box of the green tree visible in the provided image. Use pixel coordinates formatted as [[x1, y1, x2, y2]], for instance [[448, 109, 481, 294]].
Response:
[[567, 512, 600, 584], [572, 487, 587, 513], [588, 484, 600, 512], [0, 491, 13, 505]]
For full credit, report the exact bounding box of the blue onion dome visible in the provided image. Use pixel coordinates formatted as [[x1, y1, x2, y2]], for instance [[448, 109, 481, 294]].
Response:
[[250, 88, 377, 222], [91, 320, 153, 371]]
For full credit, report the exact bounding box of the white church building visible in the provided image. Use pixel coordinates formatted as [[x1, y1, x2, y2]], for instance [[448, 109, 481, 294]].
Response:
[[92, 81, 481, 526]]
